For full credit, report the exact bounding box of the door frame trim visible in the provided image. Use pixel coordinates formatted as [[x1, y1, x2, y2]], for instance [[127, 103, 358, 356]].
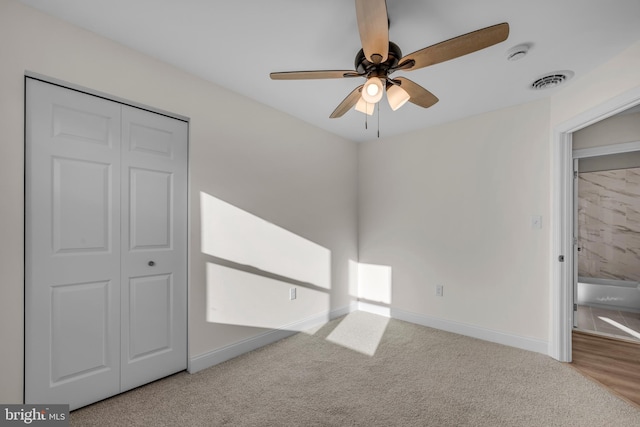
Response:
[[551, 87, 640, 362]]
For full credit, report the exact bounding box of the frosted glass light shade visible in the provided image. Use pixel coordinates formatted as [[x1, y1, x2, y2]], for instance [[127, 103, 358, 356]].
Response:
[[387, 84, 410, 111], [355, 97, 374, 115], [362, 77, 384, 103]]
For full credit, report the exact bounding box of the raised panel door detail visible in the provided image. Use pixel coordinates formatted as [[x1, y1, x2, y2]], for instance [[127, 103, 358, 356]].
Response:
[[26, 79, 187, 410], [52, 157, 111, 254], [52, 104, 112, 146], [26, 79, 122, 409], [120, 105, 187, 394], [128, 275, 172, 361], [129, 123, 173, 158], [129, 168, 172, 250], [50, 281, 112, 384]]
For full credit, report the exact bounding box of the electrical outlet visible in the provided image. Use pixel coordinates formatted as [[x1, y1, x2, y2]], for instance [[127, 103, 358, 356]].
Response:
[[289, 287, 297, 300], [436, 285, 444, 297]]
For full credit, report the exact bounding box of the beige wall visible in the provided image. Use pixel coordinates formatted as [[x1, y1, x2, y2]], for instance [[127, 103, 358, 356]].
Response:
[[358, 99, 552, 340], [0, 1, 358, 403], [573, 111, 640, 150]]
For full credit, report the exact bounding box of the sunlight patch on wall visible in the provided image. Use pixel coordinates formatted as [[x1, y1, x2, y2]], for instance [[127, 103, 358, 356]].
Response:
[[200, 192, 331, 289], [326, 311, 390, 356], [206, 263, 330, 330], [357, 263, 392, 317], [358, 263, 392, 304], [201, 192, 333, 330]]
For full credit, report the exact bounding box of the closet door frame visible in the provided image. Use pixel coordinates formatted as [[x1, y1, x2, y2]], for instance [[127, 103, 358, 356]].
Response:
[[25, 72, 190, 124], [24, 73, 190, 409]]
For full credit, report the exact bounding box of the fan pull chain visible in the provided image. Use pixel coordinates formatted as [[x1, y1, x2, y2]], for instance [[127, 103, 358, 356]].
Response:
[[377, 102, 380, 138]]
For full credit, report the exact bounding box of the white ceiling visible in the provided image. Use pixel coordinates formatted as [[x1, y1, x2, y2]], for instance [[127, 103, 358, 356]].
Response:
[[19, 0, 640, 142]]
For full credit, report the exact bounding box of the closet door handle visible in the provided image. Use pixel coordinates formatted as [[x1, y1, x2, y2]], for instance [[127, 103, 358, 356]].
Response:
[[148, 261, 155, 266]]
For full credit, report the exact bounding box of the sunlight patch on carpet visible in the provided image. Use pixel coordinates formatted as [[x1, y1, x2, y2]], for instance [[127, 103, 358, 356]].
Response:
[[326, 311, 389, 356]]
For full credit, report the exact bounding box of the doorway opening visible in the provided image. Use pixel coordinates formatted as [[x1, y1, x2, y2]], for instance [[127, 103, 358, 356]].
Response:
[[551, 87, 640, 363], [573, 147, 640, 343], [553, 91, 640, 408]]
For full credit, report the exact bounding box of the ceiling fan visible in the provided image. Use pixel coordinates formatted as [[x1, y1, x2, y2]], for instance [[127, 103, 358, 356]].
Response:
[[270, 0, 509, 118]]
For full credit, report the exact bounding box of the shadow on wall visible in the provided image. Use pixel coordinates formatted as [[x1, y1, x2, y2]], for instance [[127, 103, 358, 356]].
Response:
[[200, 191, 394, 356]]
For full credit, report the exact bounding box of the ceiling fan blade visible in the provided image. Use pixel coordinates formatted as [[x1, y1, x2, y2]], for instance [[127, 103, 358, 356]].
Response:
[[270, 70, 360, 80], [330, 85, 364, 118], [394, 77, 439, 108], [399, 23, 509, 71], [355, 0, 389, 64]]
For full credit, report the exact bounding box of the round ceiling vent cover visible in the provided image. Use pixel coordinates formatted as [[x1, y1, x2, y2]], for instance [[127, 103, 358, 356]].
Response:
[[530, 70, 574, 90], [506, 44, 530, 61]]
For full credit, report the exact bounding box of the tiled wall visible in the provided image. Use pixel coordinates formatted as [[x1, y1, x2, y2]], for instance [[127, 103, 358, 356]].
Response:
[[578, 167, 640, 281]]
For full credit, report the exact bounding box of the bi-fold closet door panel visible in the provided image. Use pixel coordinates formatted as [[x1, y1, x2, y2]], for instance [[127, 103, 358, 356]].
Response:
[[25, 79, 187, 410], [25, 80, 123, 409], [120, 105, 188, 393]]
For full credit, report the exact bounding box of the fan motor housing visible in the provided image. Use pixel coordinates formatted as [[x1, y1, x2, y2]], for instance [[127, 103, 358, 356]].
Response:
[[355, 42, 402, 77]]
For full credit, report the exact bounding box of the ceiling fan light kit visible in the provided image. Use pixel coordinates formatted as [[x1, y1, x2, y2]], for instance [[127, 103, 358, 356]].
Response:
[[362, 77, 384, 103], [270, 0, 510, 123], [355, 97, 375, 115], [386, 84, 411, 111]]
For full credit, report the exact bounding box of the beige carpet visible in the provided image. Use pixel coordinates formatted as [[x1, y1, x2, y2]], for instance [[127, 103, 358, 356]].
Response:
[[71, 311, 640, 426]]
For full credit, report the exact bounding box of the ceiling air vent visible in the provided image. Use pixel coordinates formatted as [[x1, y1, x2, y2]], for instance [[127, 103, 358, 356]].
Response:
[[530, 71, 574, 90], [506, 44, 530, 61]]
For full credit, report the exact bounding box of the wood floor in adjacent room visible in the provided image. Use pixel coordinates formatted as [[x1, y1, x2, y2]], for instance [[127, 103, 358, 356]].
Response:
[[572, 330, 640, 408]]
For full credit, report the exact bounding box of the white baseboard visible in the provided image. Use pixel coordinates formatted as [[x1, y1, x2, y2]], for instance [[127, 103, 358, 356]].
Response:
[[189, 303, 548, 373], [332, 301, 359, 318], [188, 303, 357, 373], [390, 307, 549, 355], [357, 301, 390, 317]]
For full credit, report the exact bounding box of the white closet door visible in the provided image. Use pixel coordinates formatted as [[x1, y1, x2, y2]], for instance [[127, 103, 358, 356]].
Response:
[[25, 79, 188, 410], [25, 79, 122, 409], [120, 106, 188, 392]]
